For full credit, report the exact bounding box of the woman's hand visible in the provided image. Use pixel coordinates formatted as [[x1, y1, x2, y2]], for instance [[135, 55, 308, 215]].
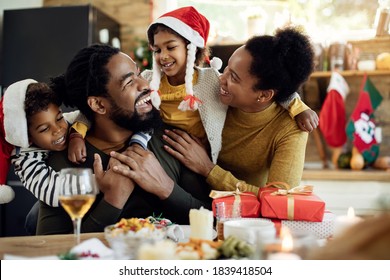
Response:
[[110, 146, 174, 200], [162, 129, 215, 177]]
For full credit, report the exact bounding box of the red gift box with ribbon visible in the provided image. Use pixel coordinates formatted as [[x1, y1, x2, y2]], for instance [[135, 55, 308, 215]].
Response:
[[210, 187, 261, 218], [258, 182, 325, 222]]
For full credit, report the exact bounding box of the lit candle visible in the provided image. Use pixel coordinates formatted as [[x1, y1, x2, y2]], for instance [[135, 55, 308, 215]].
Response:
[[189, 207, 214, 240], [334, 207, 363, 237], [267, 227, 301, 260]]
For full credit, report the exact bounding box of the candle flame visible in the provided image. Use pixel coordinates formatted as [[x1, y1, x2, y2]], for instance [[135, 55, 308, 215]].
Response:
[[280, 227, 293, 252], [347, 207, 355, 218]]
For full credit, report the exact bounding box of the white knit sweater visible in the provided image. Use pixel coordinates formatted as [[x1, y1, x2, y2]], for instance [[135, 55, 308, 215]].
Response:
[[142, 67, 228, 163]]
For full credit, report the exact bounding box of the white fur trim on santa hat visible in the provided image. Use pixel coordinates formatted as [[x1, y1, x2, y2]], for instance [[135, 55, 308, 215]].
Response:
[[327, 71, 349, 100], [151, 16, 205, 48], [3, 79, 37, 148], [0, 184, 15, 204]]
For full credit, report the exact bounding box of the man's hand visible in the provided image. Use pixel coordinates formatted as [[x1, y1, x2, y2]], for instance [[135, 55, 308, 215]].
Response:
[[93, 153, 135, 209], [110, 146, 174, 200]]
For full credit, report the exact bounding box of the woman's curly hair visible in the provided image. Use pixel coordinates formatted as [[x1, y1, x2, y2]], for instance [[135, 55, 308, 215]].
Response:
[[245, 26, 315, 103]]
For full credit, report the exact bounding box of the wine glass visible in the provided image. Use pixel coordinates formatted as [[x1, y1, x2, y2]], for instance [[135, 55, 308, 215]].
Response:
[[58, 168, 98, 244]]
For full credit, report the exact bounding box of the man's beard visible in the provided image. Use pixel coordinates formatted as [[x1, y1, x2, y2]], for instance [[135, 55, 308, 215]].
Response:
[[109, 94, 162, 133]]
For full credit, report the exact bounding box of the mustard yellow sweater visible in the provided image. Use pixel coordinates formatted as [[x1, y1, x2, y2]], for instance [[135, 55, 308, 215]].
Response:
[[206, 102, 308, 195]]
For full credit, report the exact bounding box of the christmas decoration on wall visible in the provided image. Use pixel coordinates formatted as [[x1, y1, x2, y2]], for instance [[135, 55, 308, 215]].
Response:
[[346, 74, 383, 166], [319, 71, 350, 167], [133, 39, 152, 71]]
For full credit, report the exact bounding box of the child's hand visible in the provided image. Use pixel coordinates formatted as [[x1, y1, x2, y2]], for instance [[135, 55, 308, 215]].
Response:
[[295, 109, 319, 133], [68, 133, 87, 164]]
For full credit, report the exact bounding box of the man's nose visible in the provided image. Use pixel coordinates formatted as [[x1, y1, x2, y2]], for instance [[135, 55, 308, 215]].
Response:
[[137, 75, 150, 92]]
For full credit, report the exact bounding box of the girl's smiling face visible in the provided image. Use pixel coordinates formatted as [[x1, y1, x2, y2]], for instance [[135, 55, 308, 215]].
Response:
[[151, 29, 188, 86]]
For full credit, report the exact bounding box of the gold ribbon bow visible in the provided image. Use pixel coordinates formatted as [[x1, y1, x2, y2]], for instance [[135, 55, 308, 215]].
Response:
[[270, 185, 313, 196], [263, 182, 314, 220], [210, 188, 242, 199], [209, 182, 254, 199], [209, 183, 254, 214]]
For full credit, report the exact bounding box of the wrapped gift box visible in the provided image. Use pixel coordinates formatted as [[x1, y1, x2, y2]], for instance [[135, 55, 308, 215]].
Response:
[[259, 186, 325, 222], [211, 191, 260, 218], [271, 211, 335, 239]]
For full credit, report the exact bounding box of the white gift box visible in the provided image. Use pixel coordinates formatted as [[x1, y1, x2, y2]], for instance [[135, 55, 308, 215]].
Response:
[[279, 211, 335, 239]]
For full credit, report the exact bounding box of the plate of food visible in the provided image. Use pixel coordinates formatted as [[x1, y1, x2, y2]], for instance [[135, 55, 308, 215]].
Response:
[[104, 217, 167, 259]]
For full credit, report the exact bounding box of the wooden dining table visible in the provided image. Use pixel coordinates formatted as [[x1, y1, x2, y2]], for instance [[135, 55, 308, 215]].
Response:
[[0, 232, 108, 259]]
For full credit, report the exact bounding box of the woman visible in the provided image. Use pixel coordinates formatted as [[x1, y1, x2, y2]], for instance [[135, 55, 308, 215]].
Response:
[[111, 26, 316, 195]]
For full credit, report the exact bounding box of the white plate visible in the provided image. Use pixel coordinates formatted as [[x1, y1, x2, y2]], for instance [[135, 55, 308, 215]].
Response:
[[177, 225, 217, 243]]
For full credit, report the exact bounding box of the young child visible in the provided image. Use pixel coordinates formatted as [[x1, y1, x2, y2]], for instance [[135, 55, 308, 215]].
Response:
[[0, 79, 86, 207], [68, 7, 318, 164]]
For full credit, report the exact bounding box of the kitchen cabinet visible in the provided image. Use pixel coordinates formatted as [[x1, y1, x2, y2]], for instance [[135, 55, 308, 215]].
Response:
[[0, 5, 120, 237]]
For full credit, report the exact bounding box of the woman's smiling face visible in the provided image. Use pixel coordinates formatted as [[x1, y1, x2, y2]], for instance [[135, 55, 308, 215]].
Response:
[[218, 46, 262, 112]]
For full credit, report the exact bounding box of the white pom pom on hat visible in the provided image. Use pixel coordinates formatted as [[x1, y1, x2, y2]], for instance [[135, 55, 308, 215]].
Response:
[[147, 6, 210, 111], [210, 57, 223, 71], [0, 185, 15, 204], [0, 78, 37, 204]]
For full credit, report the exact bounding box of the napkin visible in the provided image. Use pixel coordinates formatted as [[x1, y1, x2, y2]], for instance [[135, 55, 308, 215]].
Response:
[[3, 254, 59, 260], [70, 238, 114, 259], [166, 225, 185, 242]]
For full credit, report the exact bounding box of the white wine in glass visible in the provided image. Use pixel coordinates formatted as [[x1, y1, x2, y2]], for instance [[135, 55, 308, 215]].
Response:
[[59, 168, 98, 244]]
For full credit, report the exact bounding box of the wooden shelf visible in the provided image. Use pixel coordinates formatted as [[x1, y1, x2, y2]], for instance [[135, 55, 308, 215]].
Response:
[[302, 168, 390, 182], [310, 70, 390, 78]]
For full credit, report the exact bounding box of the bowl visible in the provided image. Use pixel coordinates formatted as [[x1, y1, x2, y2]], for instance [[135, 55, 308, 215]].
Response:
[[223, 218, 276, 245], [104, 218, 166, 259]]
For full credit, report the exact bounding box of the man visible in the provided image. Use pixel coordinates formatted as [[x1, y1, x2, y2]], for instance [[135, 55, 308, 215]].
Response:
[[36, 44, 211, 235]]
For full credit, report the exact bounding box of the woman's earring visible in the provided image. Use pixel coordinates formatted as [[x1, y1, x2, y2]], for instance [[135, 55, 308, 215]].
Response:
[[257, 97, 261, 102]]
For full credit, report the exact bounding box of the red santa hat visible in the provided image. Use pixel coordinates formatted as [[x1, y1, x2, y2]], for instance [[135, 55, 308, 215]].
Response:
[[147, 6, 210, 111], [0, 78, 37, 204]]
